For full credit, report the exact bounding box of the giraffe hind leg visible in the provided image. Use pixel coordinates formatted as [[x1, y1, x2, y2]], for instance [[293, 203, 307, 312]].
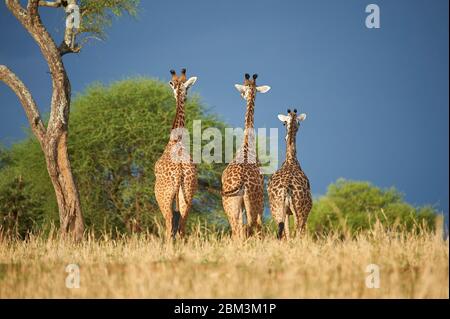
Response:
[[243, 190, 264, 238], [290, 194, 310, 238], [177, 184, 195, 238], [223, 195, 244, 239], [284, 212, 291, 239], [155, 185, 175, 241], [158, 188, 181, 241]]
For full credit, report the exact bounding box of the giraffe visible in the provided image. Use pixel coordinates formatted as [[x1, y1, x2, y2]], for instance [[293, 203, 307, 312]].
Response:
[[221, 73, 271, 239], [154, 68, 198, 240], [268, 108, 312, 239]]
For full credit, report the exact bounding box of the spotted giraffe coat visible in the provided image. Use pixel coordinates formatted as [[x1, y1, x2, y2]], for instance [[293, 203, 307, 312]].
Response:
[[268, 110, 312, 239]]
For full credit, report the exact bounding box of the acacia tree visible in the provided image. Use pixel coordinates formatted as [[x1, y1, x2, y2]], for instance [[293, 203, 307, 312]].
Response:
[[0, 0, 139, 241]]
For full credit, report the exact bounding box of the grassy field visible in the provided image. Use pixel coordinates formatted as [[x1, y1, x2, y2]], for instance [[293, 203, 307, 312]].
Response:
[[0, 223, 448, 298]]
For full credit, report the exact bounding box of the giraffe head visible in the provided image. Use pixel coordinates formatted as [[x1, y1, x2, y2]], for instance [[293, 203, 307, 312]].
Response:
[[234, 73, 270, 101], [168, 68, 197, 101], [277, 109, 307, 141]]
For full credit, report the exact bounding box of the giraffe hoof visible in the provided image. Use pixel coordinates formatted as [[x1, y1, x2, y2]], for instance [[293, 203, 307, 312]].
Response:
[[277, 222, 285, 240]]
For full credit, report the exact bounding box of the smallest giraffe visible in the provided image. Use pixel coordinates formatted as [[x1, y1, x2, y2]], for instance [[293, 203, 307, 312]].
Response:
[[268, 109, 312, 239]]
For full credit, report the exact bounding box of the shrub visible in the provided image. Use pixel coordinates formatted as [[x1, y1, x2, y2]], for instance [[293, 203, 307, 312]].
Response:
[[307, 178, 437, 235]]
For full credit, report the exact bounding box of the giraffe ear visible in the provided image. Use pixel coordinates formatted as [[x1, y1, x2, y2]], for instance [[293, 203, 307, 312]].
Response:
[[256, 85, 271, 93], [297, 113, 307, 122], [183, 76, 197, 89], [234, 84, 245, 94], [278, 114, 289, 122]]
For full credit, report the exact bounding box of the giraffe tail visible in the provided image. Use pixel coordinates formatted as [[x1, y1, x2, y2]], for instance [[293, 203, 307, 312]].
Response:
[[171, 175, 184, 240], [277, 188, 291, 240], [171, 209, 181, 239], [277, 222, 285, 239]]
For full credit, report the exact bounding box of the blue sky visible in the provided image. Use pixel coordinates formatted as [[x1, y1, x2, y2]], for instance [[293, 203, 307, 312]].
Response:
[[0, 0, 448, 217]]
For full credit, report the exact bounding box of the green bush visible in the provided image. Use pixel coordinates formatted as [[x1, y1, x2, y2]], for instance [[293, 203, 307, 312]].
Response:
[[0, 176, 44, 238], [0, 78, 227, 236], [307, 178, 437, 235]]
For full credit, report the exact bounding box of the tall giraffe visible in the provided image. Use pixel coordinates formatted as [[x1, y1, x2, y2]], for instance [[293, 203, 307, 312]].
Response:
[[268, 109, 312, 239], [221, 73, 271, 239], [154, 68, 198, 240]]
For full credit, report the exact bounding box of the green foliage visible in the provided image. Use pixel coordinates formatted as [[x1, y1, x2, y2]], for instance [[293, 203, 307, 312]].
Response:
[[0, 138, 58, 228], [78, 0, 140, 42], [0, 145, 10, 170], [0, 78, 227, 235], [0, 176, 44, 238], [307, 178, 437, 235]]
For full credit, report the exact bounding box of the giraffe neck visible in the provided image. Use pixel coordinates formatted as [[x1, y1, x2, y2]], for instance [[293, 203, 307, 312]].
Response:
[[244, 91, 256, 131], [241, 91, 257, 163], [171, 90, 185, 130], [285, 128, 298, 163]]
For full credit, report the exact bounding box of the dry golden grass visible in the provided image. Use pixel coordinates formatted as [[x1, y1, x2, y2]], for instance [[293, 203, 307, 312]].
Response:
[[0, 222, 448, 299]]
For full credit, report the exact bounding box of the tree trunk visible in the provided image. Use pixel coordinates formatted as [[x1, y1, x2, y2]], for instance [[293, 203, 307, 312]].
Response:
[[45, 131, 84, 240], [1, 0, 84, 240]]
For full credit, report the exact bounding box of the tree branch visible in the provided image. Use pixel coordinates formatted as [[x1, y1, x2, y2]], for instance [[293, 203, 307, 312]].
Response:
[[27, 0, 40, 16], [4, 0, 28, 24], [37, 1, 62, 8], [6, 0, 71, 132], [0, 65, 46, 143]]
